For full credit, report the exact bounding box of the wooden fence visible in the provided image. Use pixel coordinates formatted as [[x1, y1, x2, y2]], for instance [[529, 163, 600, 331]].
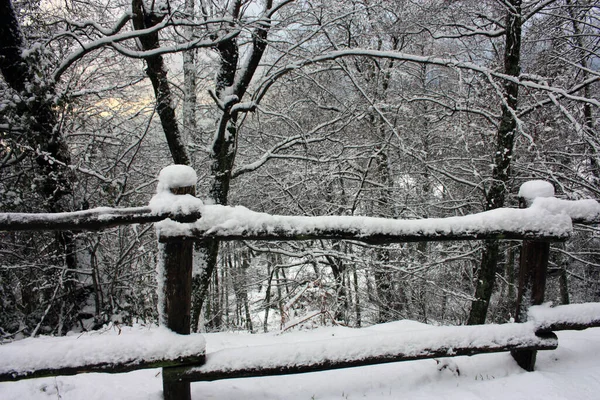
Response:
[[1, 165, 600, 400]]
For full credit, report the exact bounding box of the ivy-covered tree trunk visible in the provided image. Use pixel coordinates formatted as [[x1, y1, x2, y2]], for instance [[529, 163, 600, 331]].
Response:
[[0, 0, 78, 335], [468, 0, 522, 325]]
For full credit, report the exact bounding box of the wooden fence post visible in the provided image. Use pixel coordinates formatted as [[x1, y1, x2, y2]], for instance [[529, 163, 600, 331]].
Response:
[[155, 165, 197, 400], [511, 180, 553, 371]]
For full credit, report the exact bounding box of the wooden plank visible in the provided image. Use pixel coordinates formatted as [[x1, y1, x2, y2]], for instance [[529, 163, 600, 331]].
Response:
[[0, 355, 206, 382], [0, 328, 206, 382], [163, 324, 557, 383], [164, 230, 567, 244], [539, 321, 600, 332], [0, 207, 201, 232], [528, 303, 600, 333], [155, 203, 572, 244]]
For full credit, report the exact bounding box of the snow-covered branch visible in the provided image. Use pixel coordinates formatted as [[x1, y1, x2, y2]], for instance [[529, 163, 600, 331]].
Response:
[[52, 16, 237, 81], [256, 49, 600, 109]]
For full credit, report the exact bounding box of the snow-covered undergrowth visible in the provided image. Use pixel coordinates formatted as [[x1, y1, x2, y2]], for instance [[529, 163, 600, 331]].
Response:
[[1, 321, 599, 399]]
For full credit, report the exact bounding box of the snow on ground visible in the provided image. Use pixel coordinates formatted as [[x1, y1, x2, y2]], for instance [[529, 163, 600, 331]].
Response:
[[1, 321, 600, 399]]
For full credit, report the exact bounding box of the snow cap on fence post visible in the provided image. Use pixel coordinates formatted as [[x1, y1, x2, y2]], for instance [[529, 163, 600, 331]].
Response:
[[518, 180, 554, 208], [157, 164, 197, 194], [150, 165, 203, 228]]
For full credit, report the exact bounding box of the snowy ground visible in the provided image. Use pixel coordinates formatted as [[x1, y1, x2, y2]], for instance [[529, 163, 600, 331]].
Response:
[[2, 321, 600, 399]]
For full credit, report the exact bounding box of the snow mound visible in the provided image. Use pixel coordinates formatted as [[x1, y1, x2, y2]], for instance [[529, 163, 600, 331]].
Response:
[[518, 180, 554, 199], [156, 165, 197, 193]]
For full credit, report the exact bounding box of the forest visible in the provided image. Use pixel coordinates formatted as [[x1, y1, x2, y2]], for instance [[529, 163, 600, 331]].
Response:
[[0, 0, 598, 339]]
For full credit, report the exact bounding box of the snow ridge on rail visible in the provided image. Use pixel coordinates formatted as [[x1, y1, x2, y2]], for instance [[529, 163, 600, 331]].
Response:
[[529, 303, 600, 332], [154, 203, 573, 241], [0, 327, 206, 381], [166, 322, 557, 382]]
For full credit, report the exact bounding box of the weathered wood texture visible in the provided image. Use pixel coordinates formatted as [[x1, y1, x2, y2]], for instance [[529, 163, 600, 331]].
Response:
[[511, 194, 552, 371], [161, 230, 566, 244], [160, 185, 195, 400], [0, 355, 205, 382], [0, 207, 201, 232], [538, 320, 600, 332], [164, 332, 557, 383]]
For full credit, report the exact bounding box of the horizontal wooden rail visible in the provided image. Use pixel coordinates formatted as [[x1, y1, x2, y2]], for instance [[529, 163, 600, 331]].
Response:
[[529, 303, 600, 333], [0, 328, 206, 382], [0, 207, 202, 232], [163, 323, 557, 383], [173, 229, 566, 244], [0, 354, 206, 382], [156, 204, 572, 244]]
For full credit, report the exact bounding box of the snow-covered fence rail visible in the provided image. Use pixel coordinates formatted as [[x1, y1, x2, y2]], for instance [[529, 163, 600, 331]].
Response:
[[0, 206, 202, 232], [164, 323, 557, 383], [0, 327, 206, 382], [154, 204, 572, 243], [2, 166, 600, 400], [529, 303, 600, 333]]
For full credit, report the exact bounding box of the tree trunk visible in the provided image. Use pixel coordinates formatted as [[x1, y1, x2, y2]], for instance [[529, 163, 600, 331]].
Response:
[[131, 0, 190, 166], [0, 0, 79, 335], [183, 0, 197, 140], [468, 0, 522, 325], [192, 0, 274, 330]]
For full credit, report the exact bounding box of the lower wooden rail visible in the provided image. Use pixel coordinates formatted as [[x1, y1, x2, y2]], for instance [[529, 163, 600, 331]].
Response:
[[529, 303, 600, 333], [0, 327, 206, 382], [8, 305, 600, 386], [163, 322, 557, 383]]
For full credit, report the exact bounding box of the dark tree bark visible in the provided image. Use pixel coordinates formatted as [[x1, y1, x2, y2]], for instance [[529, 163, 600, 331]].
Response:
[[565, 0, 598, 183], [468, 0, 522, 325], [0, 0, 73, 208], [131, 0, 190, 166], [0, 0, 78, 334], [191, 0, 274, 331]]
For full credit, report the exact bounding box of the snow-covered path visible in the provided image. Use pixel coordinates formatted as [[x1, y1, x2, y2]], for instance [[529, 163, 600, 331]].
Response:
[[2, 321, 599, 399]]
